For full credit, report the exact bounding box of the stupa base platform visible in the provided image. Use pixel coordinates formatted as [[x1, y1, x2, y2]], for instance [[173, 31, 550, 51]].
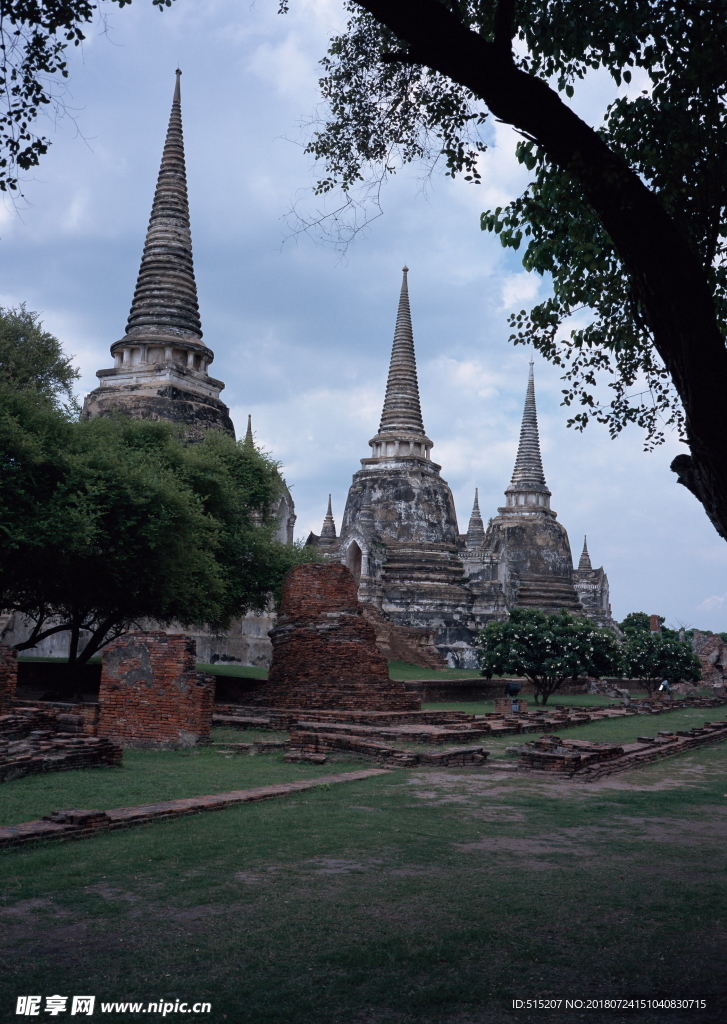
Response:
[[238, 679, 421, 712]]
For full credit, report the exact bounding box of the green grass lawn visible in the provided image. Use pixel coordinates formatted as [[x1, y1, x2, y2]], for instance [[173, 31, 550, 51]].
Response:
[[0, 738, 363, 827], [2, 701, 727, 1024], [2, 740, 727, 1023], [196, 660, 488, 681], [197, 663, 269, 679]]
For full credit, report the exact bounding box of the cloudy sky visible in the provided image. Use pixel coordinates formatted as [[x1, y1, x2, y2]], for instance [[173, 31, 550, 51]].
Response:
[[2, 0, 726, 629]]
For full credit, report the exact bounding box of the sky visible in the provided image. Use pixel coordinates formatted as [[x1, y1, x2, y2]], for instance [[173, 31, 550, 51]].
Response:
[[2, 0, 726, 629]]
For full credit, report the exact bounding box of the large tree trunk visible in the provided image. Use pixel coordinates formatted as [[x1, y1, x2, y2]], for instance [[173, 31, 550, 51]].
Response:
[[359, 0, 727, 538]]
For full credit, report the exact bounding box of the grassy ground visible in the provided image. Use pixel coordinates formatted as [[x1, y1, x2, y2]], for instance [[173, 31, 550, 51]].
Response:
[[197, 663, 268, 679], [0, 740, 362, 827], [2, 705, 727, 1023], [196, 661, 487, 681], [2, 745, 727, 1023]]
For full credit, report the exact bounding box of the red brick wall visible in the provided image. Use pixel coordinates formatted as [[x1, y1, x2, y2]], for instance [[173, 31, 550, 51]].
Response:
[[97, 632, 214, 748], [255, 564, 420, 711], [0, 645, 17, 708]]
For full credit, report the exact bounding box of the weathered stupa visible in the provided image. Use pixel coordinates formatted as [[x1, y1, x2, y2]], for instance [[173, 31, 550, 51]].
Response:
[[82, 70, 234, 438], [572, 536, 613, 628], [481, 362, 583, 612], [308, 271, 614, 666]]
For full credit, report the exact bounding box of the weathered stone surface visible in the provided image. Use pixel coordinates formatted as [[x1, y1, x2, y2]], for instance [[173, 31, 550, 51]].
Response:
[[691, 630, 727, 688], [572, 537, 613, 628], [0, 645, 17, 709], [98, 632, 214, 748], [250, 563, 420, 710], [83, 384, 234, 439], [361, 604, 447, 670]]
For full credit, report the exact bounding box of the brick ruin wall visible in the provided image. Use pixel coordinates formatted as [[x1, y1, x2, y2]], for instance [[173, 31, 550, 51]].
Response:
[[97, 632, 214, 748], [252, 563, 420, 711], [0, 644, 17, 709], [691, 631, 727, 687]]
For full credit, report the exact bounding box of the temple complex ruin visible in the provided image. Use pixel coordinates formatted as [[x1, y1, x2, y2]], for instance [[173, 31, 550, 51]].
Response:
[[308, 269, 614, 665], [1, 76, 616, 673]]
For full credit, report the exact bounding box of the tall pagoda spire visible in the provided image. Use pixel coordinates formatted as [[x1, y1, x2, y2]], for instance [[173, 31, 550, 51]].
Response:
[[502, 362, 552, 513], [243, 414, 254, 448], [123, 69, 202, 346], [465, 488, 486, 547], [367, 268, 434, 462], [578, 536, 592, 571], [83, 71, 234, 439]]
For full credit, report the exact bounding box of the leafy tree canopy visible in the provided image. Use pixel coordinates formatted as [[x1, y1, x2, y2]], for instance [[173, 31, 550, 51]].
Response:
[[477, 607, 621, 703], [8, 0, 727, 537], [0, 305, 79, 407], [621, 632, 702, 694], [0, 366, 316, 693], [618, 612, 654, 635], [306, 0, 727, 448], [618, 611, 684, 640]]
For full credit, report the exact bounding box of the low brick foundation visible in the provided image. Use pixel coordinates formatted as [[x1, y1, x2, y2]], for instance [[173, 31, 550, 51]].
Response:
[[516, 720, 727, 779], [250, 564, 420, 711], [286, 729, 488, 768], [0, 645, 17, 709], [0, 733, 121, 783], [0, 769, 390, 848], [97, 633, 214, 748]]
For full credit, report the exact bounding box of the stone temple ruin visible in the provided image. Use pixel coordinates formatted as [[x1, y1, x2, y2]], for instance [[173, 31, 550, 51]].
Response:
[[0, 72, 618, 674], [307, 269, 614, 665]]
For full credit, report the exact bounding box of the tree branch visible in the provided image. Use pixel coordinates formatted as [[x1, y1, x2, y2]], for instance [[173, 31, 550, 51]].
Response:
[[351, 0, 727, 532], [493, 0, 517, 57]]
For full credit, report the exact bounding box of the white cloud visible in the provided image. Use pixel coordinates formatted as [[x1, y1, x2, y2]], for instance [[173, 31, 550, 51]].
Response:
[[500, 271, 540, 311]]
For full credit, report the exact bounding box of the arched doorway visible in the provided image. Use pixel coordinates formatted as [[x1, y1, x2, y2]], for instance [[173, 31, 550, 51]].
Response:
[[346, 541, 363, 585]]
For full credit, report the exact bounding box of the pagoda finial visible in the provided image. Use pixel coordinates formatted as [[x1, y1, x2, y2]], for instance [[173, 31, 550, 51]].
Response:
[[367, 267, 433, 461], [503, 362, 552, 512], [243, 414, 254, 447], [123, 69, 202, 346], [320, 494, 337, 539], [378, 266, 424, 436], [578, 536, 592, 571], [466, 487, 486, 547]]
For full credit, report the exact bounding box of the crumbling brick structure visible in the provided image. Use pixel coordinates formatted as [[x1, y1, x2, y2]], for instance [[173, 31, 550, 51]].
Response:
[[691, 631, 726, 688], [98, 633, 214, 748], [0, 645, 17, 710], [251, 563, 420, 710]]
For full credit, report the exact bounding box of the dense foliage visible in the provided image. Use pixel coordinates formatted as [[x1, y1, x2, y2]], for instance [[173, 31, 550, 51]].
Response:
[[0, 309, 316, 692], [477, 607, 621, 704], [0, 304, 79, 406], [620, 631, 702, 694]]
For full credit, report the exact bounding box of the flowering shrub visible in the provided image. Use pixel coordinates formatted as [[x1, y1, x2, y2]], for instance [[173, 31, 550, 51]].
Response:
[[621, 633, 702, 695], [477, 608, 621, 704]]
